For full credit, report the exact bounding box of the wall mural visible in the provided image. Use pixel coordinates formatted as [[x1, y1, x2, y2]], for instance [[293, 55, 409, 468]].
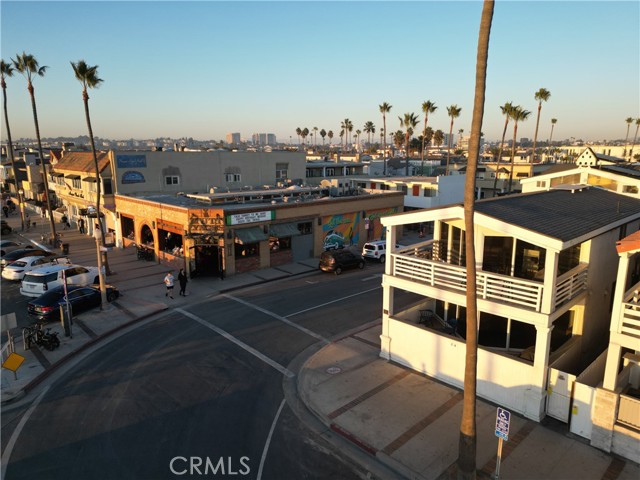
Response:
[[321, 212, 360, 251], [365, 207, 400, 241]]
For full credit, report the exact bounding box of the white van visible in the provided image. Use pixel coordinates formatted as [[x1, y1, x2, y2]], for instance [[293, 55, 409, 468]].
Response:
[[20, 264, 99, 298]]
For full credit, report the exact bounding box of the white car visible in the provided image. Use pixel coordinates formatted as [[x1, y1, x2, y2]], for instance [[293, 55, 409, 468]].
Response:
[[0, 240, 32, 257], [20, 264, 99, 298], [2, 255, 71, 281]]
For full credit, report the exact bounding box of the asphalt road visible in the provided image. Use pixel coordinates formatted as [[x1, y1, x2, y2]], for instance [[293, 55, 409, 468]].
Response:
[[1, 266, 421, 479]]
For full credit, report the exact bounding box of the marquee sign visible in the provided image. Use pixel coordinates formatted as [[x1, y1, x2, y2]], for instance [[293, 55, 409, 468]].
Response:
[[226, 210, 275, 226]]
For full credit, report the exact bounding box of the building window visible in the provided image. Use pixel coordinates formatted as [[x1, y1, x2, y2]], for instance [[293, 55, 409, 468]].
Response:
[[297, 221, 312, 235], [103, 178, 113, 194], [423, 188, 436, 197], [165, 175, 179, 185], [72, 178, 81, 189], [536, 180, 547, 188], [326, 167, 335, 176], [225, 173, 241, 183], [276, 163, 288, 180], [623, 185, 638, 194]]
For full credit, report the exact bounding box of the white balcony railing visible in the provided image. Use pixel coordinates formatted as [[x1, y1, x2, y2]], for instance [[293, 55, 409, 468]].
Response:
[[618, 393, 640, 429], [390, 250, 588, 313], [620, 285, 640, 338]]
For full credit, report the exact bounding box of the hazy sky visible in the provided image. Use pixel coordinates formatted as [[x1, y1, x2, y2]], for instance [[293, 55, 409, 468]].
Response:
[[1, 1, 638, 144]]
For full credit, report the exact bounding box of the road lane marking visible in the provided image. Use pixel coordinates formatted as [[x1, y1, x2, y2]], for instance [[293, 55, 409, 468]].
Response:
[[256, 398, 286, 480], [1, 386, 50, 479], [285, 286, 381, 318], [175, 308, 295, 378], [223, 294, 329, 344], [361, 274, 383, 281]]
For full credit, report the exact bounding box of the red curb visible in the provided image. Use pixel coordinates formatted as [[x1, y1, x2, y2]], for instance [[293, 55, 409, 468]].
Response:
[[330, 423, 378, 456]]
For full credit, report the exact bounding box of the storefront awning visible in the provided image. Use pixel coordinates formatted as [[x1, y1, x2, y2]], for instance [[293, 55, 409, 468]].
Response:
[[51, 172, 65, 177], [269, 223, 301, 237], [65, 174, 81, 179], [234, 226, 268, 245], [82, 177, 97, 182]]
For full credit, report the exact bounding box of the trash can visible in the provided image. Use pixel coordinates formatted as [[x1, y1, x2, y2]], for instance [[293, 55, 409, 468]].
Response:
[[62, 243, 70, 255]]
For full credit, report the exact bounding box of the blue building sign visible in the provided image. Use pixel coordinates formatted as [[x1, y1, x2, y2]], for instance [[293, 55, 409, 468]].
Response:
[[495, 407, 511, 441], [122, 171, 146, 184], [116, 154, 147, 168]]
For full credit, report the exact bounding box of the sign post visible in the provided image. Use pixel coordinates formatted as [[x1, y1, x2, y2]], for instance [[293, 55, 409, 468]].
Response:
[[494, 407, 511, 480]]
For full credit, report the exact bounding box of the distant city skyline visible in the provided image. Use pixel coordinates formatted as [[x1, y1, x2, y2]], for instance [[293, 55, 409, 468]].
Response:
[[1, 1, 638, 144]]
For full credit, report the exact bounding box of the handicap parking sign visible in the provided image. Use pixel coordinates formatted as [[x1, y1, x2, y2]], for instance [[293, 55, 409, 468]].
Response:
[[495, 407, 510, 441]]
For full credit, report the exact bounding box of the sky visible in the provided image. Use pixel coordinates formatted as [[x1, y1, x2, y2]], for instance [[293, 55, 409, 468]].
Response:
[[1, 0, 639, 144]]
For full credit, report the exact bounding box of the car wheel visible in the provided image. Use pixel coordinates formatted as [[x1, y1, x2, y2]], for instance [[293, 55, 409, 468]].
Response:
[[107, 292, 117, 302], [335, 267, 342, 275], [379, 255, 385, 264], [358, 261, 364, 269], [93, 276, 99, 284]]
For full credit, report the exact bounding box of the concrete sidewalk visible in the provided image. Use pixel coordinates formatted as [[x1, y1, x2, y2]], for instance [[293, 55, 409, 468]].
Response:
[[297, 323, 640, 480]]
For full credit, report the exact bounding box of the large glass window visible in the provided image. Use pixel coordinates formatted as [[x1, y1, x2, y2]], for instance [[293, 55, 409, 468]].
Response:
[[557, 244, 580, 276]]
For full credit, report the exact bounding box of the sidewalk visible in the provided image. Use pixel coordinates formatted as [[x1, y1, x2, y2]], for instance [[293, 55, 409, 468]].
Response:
[[1, 207, 319, 404], [297, 324, 640, 480]]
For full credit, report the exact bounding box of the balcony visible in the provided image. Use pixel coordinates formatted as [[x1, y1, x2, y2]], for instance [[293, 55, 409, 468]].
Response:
[[619, 285, 640, 339], [390, 241, 588, 313]]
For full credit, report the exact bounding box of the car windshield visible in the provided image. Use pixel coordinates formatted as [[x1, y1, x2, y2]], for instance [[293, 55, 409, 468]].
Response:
[[11, 261, 27, 267]]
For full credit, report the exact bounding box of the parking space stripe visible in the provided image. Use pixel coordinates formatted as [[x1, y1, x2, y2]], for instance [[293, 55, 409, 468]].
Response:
[[176, 308, 295, 378], [223, 294, 329, 344], [284, 286, 380, 318]]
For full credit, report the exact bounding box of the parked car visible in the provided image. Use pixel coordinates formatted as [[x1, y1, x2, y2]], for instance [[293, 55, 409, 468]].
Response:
[[1, 220, 12, 235], [27, 284, 120, 322], [361, 240, 404, 263], [2, 255, 71, 281], [1, 239, 32, 257], [319, 249, 364, 275], [1, 248, 53, 269], [20, 264, 99, 297]]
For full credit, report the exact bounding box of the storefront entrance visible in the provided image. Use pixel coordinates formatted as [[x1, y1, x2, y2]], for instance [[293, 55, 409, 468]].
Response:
[[191, 244, 221, 277]]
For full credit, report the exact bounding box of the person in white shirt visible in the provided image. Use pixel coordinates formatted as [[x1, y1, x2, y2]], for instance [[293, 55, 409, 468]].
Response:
[[164, 272, 174, 299]]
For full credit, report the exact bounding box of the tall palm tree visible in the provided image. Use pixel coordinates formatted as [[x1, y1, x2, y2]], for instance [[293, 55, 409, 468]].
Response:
[[531, 87, 551, 163], [399, 112, 420, 175], [379, 102, 392, 174], [301, 127, 309, 146], [327, 130, 334, 147], [492, 102, 514, 194], [1, 59, 26, 231], [12, 52, 57, 243], [548, 118, 558, 160], [364, 121, 375, 147], [507, 106, 531, 193], [624, 117, 634, 158], [458, 3, 494, 478], [341, 118, 352, 151], [355, 129, 362, 151], [295, 127, 301, 145], [320, 128, 327, 148], [630, 118, 640, 160], [420, 100, 438, 175], [313, 126, 318, 147], [71, 60, 109, 306], [458, 128, 464, 147], [446, 104, 462, 175]]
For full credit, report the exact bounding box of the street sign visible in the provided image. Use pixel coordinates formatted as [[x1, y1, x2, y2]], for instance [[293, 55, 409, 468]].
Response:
[[2, 352, 25, 372], [495, 407, 511, 441]]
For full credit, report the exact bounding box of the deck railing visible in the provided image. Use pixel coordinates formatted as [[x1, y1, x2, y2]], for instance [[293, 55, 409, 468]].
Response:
[[619, 285, 640, 338], [617, 393, 640, 429], [391, 248, 588, 313]]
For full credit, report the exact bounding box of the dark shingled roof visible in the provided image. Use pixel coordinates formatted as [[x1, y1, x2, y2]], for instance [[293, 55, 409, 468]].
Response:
[[474, 187, 640, 242]]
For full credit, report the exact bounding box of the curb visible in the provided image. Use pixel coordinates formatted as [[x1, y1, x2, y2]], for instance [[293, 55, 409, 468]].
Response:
[[1, 305, 168, 405]]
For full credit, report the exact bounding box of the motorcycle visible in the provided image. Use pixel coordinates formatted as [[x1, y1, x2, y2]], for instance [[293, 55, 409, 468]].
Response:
[[23, 323, 61, 351]]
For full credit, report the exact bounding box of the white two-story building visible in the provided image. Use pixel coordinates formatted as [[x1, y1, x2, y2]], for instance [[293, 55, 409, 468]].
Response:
[[379, 186, 640, 422]]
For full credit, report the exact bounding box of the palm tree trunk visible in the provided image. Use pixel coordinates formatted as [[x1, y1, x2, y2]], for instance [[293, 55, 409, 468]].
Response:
[[458, 4, 494, 479], [531, 103, 542, 164], [383, 115, 387, 175], [405, 132, 410, 176], [421, 118, 427, 175], [28, 84, 57, 243], [508, 122, 518, 193], [492, 118, 509, 194], [2, 82, 26, 231]]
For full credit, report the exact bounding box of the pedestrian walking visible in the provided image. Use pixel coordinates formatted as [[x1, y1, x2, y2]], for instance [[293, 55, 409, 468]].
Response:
[[164, 271, 174, 299], [178, 268, 188, 296], [2, 205, 8, 218], [78, 217, 85, 234], [61, 214, 69, 230]]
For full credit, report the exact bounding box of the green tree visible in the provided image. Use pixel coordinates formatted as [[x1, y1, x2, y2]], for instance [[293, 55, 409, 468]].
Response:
[[531, 88, 551, 163], [492, 102, 514, 194], [320, 128, 327, 148], [1, 59, 26, 231], [433, 129, 445, 149], [446, 104, 462, 175], [379, 102, 392, 174], [71, 59, 109, 307], [399, 112, 420, 175], [301, 127, 309, 146], [458, 2, 495, 478], [624, 117, 634, 158], [507, 106, 531, 192], [327, 130, 334, 147], [393, 130, 405, 151], [12, 52, 57, 243], [364, 121, 375, 147], [420, 100, 438, 175]]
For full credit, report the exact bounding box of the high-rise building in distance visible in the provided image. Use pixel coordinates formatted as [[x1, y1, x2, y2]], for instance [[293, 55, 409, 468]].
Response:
[[251, 133, 277, 146], [226, 132, 241, 145]]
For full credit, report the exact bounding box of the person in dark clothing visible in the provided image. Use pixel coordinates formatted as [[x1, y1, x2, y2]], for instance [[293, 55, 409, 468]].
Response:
[[78, 218, 85, 234], [178, 268, 188, 296]]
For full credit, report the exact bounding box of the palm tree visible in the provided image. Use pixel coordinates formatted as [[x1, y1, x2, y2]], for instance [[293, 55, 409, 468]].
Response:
[[295, 127, 301, 145], [630, 118, 640, 160], [492, 102, 514, 194], [433, 129, 445, 149], [548, 118, 558, 160], [313, 126, 318, 147], [379, 102, 392, 174], [71, 59, 108, 307], [458, 128, 464, 147], [364, 121, 375, 147], [531, 88, 551, 163], [1, 59, 26, 231], [624, 117, 634, 158], [420, 100, 438, 175], [507, 106, 531, 193], [327, 130, 334, 147], [458, 3, 494, 478], [393, 130, 405, 151], [399, 112, 420, 175], [12, 52, 57, 243], [446, 104, 462, 175], [320, 128, 327, 148], [301, 127, 309, 146], [355, 129, 362, 151], [341, 118, 352, 151]]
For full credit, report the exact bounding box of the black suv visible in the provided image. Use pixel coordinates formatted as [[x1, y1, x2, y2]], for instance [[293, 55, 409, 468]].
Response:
[[319, 249, 364, 275]]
